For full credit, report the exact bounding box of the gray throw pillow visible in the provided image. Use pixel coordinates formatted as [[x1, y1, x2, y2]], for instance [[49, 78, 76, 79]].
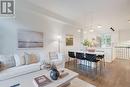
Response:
[[0, 55, 16, 70]]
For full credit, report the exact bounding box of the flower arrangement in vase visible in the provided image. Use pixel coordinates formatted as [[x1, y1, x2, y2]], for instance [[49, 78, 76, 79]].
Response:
[[81, 39, 96, 52]]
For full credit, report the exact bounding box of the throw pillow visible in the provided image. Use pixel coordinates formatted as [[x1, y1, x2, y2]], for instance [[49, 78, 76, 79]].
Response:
[[24, 52, 39, 65], [0, 61, 2, 71], [0, 55, 16, 70], [13, 54, 21, 66], [0, 63, 4, 71]]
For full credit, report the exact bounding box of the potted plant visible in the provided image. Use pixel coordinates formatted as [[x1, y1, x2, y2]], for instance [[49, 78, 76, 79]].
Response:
[[81, 39, 91, 51], [81, 39, 91, 47], [81, 39, 96, 52]]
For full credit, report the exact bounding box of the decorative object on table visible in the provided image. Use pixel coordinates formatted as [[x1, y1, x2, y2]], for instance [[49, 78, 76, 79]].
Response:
[[33, 75, 51, 87], [81, 39, 97, 52], [18, 29, 43, 48], [43, 61, 52, 70], [66, 34, 73, 46], [81, 39, 91, 51], [81, 39, 91, 47], [91, 38, 97, 47], [59, 70, 69, 78], [50, 64, 60, 80], [87, 47, 96, 52]]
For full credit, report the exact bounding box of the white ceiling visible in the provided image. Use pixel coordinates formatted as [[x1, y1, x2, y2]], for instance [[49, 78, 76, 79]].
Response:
[[27, 0, 130, 30]]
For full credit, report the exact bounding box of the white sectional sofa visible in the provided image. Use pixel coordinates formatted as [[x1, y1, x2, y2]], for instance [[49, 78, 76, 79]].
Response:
[[0, 63, 41, 81], [0, 53, 42, 81], [0, 52, 64, 81]]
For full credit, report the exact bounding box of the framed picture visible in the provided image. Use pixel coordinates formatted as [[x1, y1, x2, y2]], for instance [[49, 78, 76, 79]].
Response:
[[66, 34, 73, 46], [18, 30, 43, 48]]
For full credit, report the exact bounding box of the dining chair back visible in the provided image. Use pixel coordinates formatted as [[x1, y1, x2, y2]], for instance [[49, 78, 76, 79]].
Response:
[[68, 51, 75, 58], [76, 52, 85, 60], [85, 53, 97, 62]]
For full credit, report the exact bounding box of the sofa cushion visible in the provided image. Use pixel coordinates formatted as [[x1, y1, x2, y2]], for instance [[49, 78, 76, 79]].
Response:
[[0, 63, 41, 81], [14, 54, 22, 66], [0, 61, 2, 71], [24, 52, 40, 65], [0, 62, 5, 72], [0, 55, 16, 70], [39, 52, 49, 64]]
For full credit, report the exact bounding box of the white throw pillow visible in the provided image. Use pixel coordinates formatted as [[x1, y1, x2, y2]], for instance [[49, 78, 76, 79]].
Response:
[[14, 54, 21, 66], [39, 53, 45, 64]]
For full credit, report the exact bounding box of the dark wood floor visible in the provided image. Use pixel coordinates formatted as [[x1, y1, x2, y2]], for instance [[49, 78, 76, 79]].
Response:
[[65, 59, 130, 87]]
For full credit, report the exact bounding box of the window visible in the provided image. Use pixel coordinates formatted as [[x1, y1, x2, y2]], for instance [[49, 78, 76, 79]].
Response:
[[101, 34, 111, 47]]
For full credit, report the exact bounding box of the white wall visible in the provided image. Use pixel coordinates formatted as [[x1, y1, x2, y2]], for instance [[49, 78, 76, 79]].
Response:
[[119, 29, 130, 43], [0, 19, 17, 54], [0, 0, 81, 60]]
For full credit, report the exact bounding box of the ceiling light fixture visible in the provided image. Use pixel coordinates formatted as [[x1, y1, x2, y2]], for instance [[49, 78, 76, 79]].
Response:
[[97, 25, 102, 28], [57, 35, 62, 40], [77, 29, 81, 33], [84, 31, 87, 34], [89, 29, 94, 32]]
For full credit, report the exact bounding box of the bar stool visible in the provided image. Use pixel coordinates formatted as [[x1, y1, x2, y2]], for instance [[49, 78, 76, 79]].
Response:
[[68, 51, 76, 67]]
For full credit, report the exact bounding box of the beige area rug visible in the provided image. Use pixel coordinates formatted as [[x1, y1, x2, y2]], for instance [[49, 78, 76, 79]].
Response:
[[68, 78, 96, 87]]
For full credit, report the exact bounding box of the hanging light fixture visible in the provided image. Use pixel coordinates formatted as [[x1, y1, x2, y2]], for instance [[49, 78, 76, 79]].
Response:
[[89, 29, 94, 32], [77, 29, 81, 33], [97, 25, 102, 28]]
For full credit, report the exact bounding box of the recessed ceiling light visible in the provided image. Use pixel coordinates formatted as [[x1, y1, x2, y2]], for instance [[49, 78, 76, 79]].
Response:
[[89, 29, 94, 32], [97, 25, 102, 28], [77, 29, 81, 33], [57, 35, 62, 39], [84, 31, 87, 34]]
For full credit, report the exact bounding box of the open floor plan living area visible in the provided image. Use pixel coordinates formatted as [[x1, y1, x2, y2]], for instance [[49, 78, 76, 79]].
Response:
[[0, 0, 130, 87]]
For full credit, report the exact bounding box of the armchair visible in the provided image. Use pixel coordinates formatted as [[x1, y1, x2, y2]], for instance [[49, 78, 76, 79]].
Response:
[[49, 52, 65, 69]]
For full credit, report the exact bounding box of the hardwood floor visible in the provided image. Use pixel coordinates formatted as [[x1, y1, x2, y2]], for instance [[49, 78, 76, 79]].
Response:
[[65, 59, 130, 87]]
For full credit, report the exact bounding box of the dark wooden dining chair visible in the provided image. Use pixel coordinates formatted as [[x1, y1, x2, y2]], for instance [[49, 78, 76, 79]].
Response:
[[85, 53, 101, 74], [97, 54, 105, 67], [68, 51, 76, 66], [96, 50, 105, 67], [76, 52, 86, 69]]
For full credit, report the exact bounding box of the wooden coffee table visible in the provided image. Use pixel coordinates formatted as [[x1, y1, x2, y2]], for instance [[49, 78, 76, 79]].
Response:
[[0, 68, 78, 87]]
